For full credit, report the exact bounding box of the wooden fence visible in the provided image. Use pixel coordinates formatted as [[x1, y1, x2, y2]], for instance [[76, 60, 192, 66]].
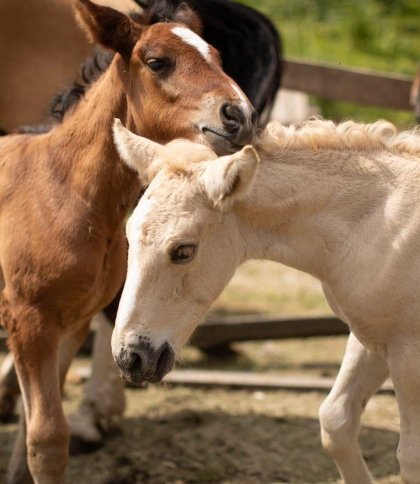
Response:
[[282, 58, 414, 111], [192, 314, 348, 351], [0, 315, 349, 354]]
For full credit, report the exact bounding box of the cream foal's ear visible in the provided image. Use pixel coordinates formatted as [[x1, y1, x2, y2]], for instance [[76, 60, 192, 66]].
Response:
[[201, 145, 259, 210], [113, 119, 162, 177]]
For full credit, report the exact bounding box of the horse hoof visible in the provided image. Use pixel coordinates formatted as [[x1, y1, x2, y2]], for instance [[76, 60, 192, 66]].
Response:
[[69, 435, 104, 455]]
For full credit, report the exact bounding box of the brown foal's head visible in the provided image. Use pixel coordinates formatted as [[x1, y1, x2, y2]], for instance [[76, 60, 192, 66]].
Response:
[[75, 0, 257, 154]]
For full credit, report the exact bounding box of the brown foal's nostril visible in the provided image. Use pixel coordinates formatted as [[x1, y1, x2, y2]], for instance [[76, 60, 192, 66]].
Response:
[[220, 102, 246, 132], [219, 101, 257, 146]]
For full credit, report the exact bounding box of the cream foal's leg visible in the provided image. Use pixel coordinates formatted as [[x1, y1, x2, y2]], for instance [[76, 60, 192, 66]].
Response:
[[319, 333, 389, 484], [67, 312, 126, 448], [388, 338, 420, 483]]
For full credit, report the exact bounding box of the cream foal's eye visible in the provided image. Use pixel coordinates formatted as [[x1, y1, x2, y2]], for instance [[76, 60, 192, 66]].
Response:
[[170, 244, 198, 264]]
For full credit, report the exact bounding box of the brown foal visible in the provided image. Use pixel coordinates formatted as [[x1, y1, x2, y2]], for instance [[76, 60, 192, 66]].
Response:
[[0, 0, 256, 482]]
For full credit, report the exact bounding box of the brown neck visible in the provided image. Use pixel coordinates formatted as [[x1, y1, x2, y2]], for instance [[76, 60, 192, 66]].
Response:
[[47, 55, 141, 221]]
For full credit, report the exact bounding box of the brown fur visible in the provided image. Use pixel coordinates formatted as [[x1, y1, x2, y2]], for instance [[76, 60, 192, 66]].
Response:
[[0, 1, 253, 481], [75, 0, 143, 60]]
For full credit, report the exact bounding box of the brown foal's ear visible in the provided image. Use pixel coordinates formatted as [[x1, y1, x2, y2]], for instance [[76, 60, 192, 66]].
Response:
[[173, 2, 203, 35], [74, 0, 142, 60]]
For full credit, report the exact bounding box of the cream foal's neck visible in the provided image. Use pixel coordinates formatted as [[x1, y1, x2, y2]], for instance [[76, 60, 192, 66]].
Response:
[[238, 148, 418, 280]]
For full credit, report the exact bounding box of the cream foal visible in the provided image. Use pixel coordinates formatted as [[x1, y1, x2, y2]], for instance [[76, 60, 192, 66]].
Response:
[[112, 118, 420, 483]]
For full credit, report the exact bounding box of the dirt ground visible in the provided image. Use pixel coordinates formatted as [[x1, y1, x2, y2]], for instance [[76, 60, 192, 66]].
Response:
[[0, 337, 401, 484], [0, 263, 402, 483]]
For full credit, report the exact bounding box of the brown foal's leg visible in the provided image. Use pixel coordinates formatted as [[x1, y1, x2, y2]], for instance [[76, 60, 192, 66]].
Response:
[[7, 318, 90, 484], [6, 306, 73, 484], [1, 314, 123, 455], [0, 318, 96, 426]]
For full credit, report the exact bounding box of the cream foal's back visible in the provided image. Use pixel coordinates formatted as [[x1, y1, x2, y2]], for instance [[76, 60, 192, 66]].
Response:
[[255, 120, 420, 354]]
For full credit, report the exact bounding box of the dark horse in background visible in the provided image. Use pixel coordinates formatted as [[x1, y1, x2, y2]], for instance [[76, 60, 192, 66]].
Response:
[[0, 0, 282, 453]]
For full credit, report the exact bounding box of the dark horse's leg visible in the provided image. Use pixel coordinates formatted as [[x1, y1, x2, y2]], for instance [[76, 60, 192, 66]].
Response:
[[0, 353, 19, 422]]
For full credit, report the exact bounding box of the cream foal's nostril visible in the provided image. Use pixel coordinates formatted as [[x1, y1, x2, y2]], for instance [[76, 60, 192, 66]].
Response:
[[126, 351, 145, 374], [155, 342, 175, 380], [116, 340, 175, 384]]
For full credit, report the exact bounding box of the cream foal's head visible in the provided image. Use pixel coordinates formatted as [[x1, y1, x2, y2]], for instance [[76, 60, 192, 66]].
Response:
[[111, 119, 259, 385]]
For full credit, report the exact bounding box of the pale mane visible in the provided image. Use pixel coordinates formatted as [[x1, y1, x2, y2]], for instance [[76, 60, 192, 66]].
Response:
[[257, 118, 420, 155], [148, 138, 218, 179]]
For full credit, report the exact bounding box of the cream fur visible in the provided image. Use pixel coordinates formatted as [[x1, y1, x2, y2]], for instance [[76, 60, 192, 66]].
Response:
[[114, 118, 420, 483], [257, 118, 420, 155]]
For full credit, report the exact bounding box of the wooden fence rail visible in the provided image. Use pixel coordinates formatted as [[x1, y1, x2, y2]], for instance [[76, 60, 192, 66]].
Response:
[[0, 315, 349, 354], [69, 366, 393, 394], [282, 59, 414, 111], [192, 315, 348, 350]]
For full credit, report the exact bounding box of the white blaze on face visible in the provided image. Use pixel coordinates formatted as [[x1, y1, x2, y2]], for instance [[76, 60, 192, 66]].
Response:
[[171, 26, 210, 61], [114, 197, 155, 335], [126, 195, 155, 242]]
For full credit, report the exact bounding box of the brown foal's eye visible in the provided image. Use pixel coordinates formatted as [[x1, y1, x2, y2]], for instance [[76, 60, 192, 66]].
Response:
[[146, 58, 169, 73], [170, 244, 198, 264]]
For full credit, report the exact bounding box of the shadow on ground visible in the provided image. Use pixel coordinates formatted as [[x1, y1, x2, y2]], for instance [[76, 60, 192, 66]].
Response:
[[0, 408, 399, 483]]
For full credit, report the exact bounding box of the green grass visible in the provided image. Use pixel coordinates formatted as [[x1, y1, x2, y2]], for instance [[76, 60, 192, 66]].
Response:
[[210, 261, 331, 317], [238, 0, 420, 126]]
